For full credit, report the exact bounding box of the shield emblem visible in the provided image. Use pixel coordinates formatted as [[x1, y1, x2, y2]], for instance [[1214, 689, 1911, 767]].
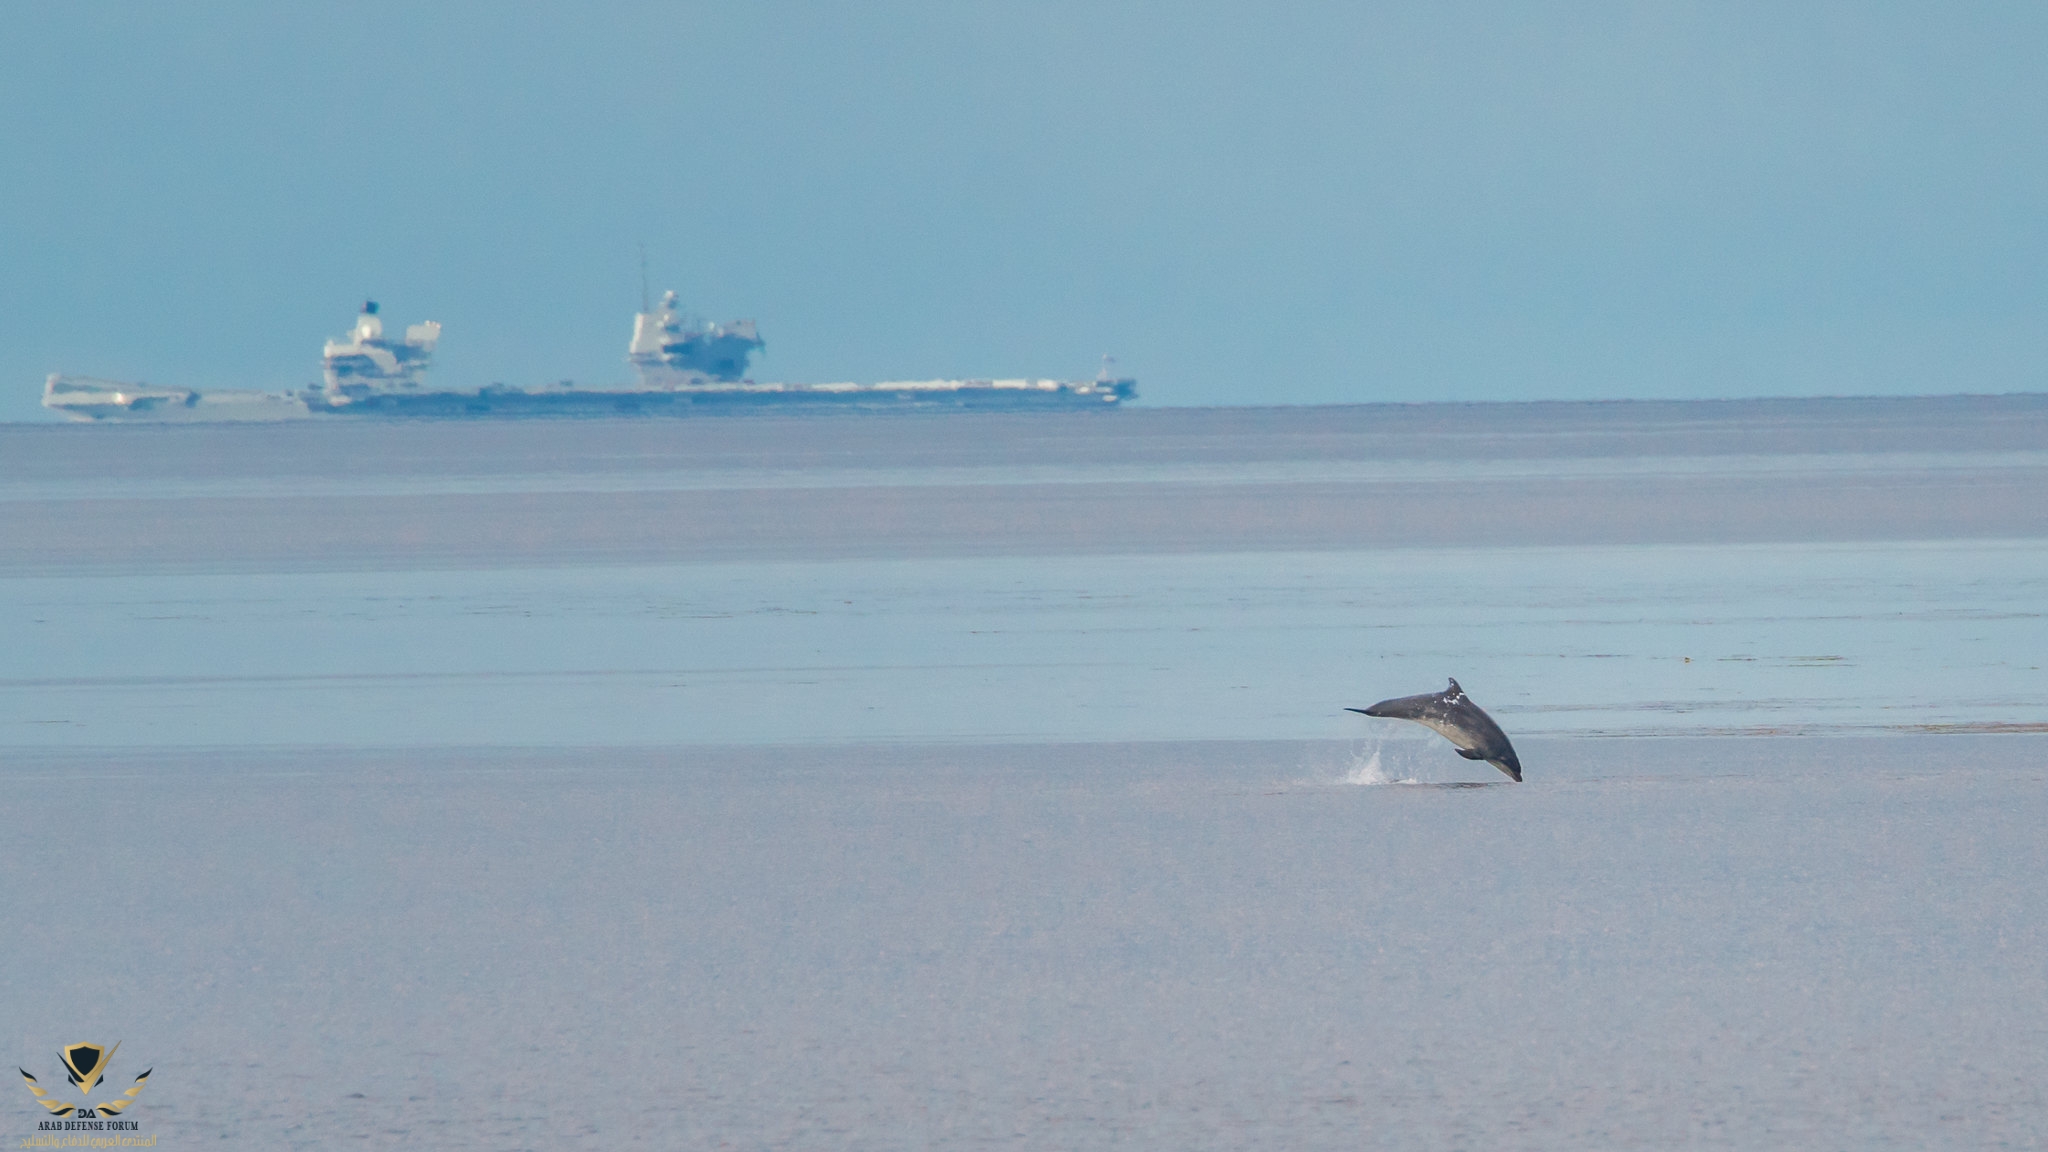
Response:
[[59, 1043, 116, 1094]]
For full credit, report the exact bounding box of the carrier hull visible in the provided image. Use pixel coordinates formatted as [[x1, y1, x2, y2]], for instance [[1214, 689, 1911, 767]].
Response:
[[311, 380, 1133, 417], [45, 377, 1133, 421]]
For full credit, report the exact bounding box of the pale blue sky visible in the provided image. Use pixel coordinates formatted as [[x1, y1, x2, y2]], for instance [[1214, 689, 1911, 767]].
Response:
[[4, 2, 2046, 418]]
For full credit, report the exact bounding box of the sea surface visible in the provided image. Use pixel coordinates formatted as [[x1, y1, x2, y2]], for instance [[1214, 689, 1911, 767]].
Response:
[[3, 397, 2045, 1148]]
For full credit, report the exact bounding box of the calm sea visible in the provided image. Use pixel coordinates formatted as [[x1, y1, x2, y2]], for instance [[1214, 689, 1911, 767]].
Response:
[[3, 397, 2044, 1148]]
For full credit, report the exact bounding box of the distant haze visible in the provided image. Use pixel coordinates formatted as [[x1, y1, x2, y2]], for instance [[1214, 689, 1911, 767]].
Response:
[[5, 2, 2047, 420]]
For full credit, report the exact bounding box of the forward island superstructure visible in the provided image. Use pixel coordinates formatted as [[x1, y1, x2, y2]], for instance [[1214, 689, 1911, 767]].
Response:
[[43, 295, 1135, 420]]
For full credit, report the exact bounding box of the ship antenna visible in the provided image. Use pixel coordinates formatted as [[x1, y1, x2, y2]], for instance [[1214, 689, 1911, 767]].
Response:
[[638, 244, 651, 313]]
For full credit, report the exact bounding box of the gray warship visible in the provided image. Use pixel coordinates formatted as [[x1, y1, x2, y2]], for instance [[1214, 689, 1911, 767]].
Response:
[[43, 296, 1136, 421]]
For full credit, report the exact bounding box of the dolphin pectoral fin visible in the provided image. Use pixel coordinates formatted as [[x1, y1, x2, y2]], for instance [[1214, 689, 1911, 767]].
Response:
[[1454, 748, 1486, 760]]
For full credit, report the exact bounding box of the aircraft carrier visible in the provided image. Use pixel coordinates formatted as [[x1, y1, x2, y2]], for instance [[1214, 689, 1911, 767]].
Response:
[[43, 295, 1136, 421]]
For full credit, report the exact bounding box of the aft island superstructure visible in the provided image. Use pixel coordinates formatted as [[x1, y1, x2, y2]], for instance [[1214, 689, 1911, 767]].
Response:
[[43, 295, 1136, 421]]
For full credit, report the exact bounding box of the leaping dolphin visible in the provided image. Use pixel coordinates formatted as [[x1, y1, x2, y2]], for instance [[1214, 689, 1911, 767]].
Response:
[[1347, 678, 1522, 782]]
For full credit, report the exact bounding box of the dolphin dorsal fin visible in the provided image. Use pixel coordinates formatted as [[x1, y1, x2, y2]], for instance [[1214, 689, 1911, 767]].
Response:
[[1446, 678, 1462, 695]]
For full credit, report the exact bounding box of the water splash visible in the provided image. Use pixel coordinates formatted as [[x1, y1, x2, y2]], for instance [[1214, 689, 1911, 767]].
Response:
[[1339, 742, 1420, 786]]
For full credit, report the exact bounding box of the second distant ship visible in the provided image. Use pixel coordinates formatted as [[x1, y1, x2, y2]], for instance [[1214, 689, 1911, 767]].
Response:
[[44, 294, 1136, 421]]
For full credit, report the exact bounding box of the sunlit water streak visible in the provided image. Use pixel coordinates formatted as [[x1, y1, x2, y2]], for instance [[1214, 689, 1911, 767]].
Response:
[[5, 448, 2045, 501], [3, 540, 2042, 749]]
